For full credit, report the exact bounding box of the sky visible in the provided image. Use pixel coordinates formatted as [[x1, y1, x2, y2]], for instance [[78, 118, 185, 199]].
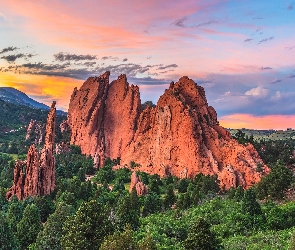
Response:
[[0, 0, 294, 130]]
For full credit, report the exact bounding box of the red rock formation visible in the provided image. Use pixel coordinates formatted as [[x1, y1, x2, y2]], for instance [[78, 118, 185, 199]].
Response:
[[68, 73, 268, 189], [129, 172, 148, 196], [59, 120, 70, 133], [25, 119, 43, 144], [6, 102, 56, 200]]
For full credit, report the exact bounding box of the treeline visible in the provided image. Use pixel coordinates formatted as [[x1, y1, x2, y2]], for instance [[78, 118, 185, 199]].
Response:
[[1, 147, 295, 249]]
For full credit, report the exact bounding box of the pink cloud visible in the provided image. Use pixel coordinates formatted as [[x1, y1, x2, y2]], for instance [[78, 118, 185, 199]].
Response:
[[219, 114, 295, 130]]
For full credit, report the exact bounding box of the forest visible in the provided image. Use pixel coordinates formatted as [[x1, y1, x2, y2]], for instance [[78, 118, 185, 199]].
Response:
[[1, 102, 295, 249]]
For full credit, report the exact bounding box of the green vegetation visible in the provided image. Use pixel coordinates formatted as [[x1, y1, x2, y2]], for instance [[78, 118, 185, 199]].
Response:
[[1, 104, 295, 249]]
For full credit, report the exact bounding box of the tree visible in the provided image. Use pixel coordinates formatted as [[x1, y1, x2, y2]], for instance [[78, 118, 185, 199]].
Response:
[[138, 232, 157, 250], [164, 184, 176, 209], [116, 193, 140, 230], [17, 204, 43, 250], [61, 200, 114, 250], [7, 201, 23, 234], [35, 203, 74, 250], [255, 160, 294, 199], [34, 195, 55, 223], [99, 224, 137, 250], [0, 211, 19, 250], [241, 189, 262, 216], [142, 193, 162, 217], [183, 218, 222, 250]]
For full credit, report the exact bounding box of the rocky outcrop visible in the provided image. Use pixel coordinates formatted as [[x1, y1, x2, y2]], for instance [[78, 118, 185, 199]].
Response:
[[6, 102, 56, 200], [25, 119, 43, 144], [129, 172, 148, 196], [68, 73, 268, 189]]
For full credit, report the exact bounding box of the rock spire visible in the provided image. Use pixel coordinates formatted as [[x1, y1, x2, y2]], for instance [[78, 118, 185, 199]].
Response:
[[6, 102, 56, 200]]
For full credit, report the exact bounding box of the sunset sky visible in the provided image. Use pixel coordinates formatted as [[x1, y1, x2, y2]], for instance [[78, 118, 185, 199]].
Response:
[[0, 0, 294, 129]]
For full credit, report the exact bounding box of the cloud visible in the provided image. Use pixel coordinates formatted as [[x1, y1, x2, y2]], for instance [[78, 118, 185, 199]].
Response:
[[261, 67, 272, 70], [101, 56, 119, 61], [285, 46, 295, 50], [245, 86, 269, 97], [173, 16, 188, 27], [1, 53, 25, 62], [270, 79, 282, 84], [156, 64, 178, 70], [0, 12, 6, 21], [257, 36, 274, 45], [194, 20, 217, 28], [244, 38, 253, 42], [123, 58, 128, 62], [253, 17, 263, 20], [287, 74, 295, 78], [54, 52, 97, 61], [82, 62, 96, 67], [0, 46, 19, 54], [287, 3, 294, 10]]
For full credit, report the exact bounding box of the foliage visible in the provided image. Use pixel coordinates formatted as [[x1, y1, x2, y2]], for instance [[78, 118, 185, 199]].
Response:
[[255, 160, 294, 199], [99, 224, 138, 250], [17, 204, 43, 250], [61, 200, 114, 250], [183, 218, 222, 250], [0, 211, 19, 250], [35, 203, 74, 250]]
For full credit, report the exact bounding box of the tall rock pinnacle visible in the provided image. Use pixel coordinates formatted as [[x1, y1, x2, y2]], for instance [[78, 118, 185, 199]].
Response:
[[6, 102, 56, 200], [68, 73, 268, 189]]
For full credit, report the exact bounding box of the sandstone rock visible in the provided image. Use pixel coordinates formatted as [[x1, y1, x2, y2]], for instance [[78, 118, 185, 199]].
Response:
[[25, 119, 43, 144], [59, 120, 70, 133], [68, 73, 268, 189], [129, 171, 148, 196], [6, 102, 56, 200]]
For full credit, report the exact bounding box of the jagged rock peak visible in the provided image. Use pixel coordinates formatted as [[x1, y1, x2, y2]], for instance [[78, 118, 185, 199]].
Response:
[[6, 101, 57, 200], [44, 101, 56, 150], [68, 73, 269, 189]]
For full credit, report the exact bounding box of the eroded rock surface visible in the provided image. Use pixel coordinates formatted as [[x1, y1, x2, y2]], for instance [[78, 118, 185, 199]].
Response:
[[68, 73, 268, 189], [6, 102, 56, 200], [129, 172, 148, 196]]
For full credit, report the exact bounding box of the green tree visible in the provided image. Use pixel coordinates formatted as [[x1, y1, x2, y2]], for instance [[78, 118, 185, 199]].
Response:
[[234, 186, 244, 201], [61, 200, 114, 250], [241, 189, 262, 216], [7, 201, 23, 234], [35, 203, 74, 250], [17, 204, 43, 250], [116, 193, 140, 230], [99, 224, 137, 250], [0, 211, 19, 250], [255, 160, 294, 199], [183, 218, 222, 250], [138, 232, 157, 250], [142, 193, 162, 217], [164, 184, 176, 209], [34, 195, 55, 223]]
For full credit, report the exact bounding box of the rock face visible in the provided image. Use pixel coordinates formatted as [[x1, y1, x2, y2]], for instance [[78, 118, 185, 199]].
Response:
[[25, 119, 43, 144], [129, 172, 148, 196], [68, 72, 268, 189], [6, 102, 56, 200]]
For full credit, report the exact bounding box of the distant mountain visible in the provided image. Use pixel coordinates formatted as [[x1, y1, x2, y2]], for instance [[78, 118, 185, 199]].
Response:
[[0, 87, 49, 110]]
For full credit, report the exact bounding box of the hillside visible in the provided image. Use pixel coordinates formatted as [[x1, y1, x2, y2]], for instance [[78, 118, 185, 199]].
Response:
[[0, 87, 49, 110], [228, 128, 295, 141]]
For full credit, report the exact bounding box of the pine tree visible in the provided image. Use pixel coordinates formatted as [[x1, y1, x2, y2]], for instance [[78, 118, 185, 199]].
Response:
[[0, 211, 19, 250], [17, 204, 43, 250], [35, 203, 74, 250], [61, 200, 114, 250], [183, 218, 222, 250]]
